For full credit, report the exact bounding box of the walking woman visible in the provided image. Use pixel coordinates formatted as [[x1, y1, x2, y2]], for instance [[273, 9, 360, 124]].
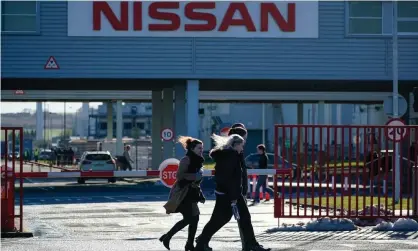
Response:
[[161, 136, 206, 251], [196, 133, 270, 251]]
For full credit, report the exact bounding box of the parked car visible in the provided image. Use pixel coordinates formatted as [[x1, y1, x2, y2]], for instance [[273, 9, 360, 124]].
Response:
[[39, 150, 53, 161], [77, 151, 116, 184], [8, 151, 20, 160], [244, 153, 293, 178]]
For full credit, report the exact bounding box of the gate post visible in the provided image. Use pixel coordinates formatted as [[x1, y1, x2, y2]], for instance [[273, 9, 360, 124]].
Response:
[[1, 165, 15, 232], [413, 165, 418, 217]]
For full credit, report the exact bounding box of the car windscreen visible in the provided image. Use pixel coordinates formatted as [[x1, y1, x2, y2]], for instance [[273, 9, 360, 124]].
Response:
[[85, 154, 111, 161]]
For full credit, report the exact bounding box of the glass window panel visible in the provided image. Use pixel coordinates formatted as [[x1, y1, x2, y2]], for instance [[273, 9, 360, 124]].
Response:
[[398, 20, 418, 33], [349, 1, 382, 18], [1, 1, 36, 15], [398, 1, 418, 18], [349, 18, 382, 34], [1, 15, 37, 32]]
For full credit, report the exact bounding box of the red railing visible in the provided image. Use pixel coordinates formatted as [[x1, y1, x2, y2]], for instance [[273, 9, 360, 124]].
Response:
[[274, 124, 418, 220], [1, 127, 24, 232]]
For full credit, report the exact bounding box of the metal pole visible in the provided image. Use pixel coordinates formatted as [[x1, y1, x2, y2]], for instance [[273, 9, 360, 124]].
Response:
[[262, 103, 265, 146], [392, 1, 401, 203], [64, 102, 67, 139], [43, 102, 46, 143]]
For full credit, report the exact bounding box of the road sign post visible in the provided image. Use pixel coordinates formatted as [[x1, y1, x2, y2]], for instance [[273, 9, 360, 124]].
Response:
[[161, 128, 174, 141], [159, 158, 180, 188], [386, 118, 406, 203]]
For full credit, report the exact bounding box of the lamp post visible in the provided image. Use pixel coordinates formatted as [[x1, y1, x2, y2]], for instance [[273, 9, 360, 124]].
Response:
[[392, 1, 401, 203]]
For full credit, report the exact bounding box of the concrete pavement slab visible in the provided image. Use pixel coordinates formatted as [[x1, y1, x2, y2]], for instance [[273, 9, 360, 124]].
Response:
[[2, 198, 418, 251]]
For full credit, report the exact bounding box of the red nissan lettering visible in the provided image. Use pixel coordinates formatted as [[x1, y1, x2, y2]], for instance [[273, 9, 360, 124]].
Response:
[[93, 1, 129, 31], [184, 2, 217, 31], [133, 2, 142, 31], [218, 3, 256, 32], [148, 2, 181, 31], [260, 3, 296, 32]]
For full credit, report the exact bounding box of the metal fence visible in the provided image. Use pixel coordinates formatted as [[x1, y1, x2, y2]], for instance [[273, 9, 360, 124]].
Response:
[[273, 124, 418, 220]]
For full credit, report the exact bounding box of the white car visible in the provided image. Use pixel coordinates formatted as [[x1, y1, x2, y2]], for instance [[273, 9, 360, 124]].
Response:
[[77, 151, 116, 184]]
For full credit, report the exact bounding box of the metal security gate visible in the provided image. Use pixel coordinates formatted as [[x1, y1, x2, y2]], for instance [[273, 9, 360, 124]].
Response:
[[273, 124, 418, 220], [1, 127, 24, 232]]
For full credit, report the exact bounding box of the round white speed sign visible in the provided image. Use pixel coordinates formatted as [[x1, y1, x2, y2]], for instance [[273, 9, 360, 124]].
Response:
[[385, 119, 407, 142], [161, 128, 174, 141]]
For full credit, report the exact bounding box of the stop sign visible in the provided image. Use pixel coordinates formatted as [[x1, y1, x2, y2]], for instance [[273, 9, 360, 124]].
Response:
[[159, 158, 180, 188]]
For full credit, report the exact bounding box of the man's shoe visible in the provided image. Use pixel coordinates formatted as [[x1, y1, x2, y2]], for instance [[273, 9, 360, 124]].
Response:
[[245, 244, 271, 251], [195, 236, 212, 251]]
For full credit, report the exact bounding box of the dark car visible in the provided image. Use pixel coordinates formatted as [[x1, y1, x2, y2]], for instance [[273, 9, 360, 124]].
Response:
[[244, 153, 293, 178]]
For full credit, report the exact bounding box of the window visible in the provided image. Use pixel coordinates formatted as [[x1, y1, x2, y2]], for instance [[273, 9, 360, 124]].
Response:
[[348, 1, 383, 35], [99, 122, 107, 130], [347, 1, 418, 36], [398, 1, 418, 34], [1, 1, 38, 33], [124, 123, 132, 130], [85, 154, 111, 161]]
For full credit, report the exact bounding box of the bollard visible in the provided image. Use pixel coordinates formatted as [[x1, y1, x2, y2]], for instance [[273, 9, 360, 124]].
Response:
[[1, 166, 15, 232], [247, 177, 251, 198], [251, 175, 257, 198], [31, 163, 33, 172], [414, 165, 418, 217], [274, 192, 282, 221]]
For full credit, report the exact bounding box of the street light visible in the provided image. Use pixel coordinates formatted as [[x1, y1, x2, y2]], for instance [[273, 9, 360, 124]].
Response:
[[392, 1, 401, 203]]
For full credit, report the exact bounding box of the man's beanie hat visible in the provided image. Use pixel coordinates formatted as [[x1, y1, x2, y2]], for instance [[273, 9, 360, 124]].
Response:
[[228, 127, 247, 137]]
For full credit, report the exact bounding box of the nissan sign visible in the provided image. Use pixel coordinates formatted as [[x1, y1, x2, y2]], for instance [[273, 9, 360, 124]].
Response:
[[68, 1, 318, 38]]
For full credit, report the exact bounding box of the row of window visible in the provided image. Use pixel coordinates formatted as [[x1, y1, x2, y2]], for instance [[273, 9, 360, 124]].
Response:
[[349, 1, 418, 35], [1, 1, 418, 36]]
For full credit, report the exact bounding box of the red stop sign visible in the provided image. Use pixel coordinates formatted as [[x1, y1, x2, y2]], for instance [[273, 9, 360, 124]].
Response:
[[160, 164, 179, 188]]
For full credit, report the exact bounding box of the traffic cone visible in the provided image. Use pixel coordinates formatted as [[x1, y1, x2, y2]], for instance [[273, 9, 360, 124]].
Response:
[[264, 192, 270, 201]]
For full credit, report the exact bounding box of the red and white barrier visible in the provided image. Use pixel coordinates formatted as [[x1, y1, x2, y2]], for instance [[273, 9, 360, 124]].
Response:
[[16, 169, 291, 179]]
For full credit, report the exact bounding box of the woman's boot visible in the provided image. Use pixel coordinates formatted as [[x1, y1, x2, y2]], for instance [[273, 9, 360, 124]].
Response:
[[185, 241, 195, 251], [159, 233, 171, 250]]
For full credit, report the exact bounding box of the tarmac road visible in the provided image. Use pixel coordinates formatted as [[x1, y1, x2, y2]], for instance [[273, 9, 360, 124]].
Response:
[[2, 181, 418, 251]]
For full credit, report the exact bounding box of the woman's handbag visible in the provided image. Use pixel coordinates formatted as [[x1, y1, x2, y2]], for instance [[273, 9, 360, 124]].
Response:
[[188, 186, 203, 203]]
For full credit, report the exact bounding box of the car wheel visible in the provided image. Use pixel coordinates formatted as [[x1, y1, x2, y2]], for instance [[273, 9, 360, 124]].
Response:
[[108, 178, 116, 183], [77, 178, 85, 184]]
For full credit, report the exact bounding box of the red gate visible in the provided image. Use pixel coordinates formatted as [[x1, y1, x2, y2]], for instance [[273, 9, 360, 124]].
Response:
[[1, 127, 24, 232], [273, 124, 418, 220]]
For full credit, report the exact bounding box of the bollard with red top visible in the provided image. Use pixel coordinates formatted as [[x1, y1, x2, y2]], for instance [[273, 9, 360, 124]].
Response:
[[1, 165, 15, 232]]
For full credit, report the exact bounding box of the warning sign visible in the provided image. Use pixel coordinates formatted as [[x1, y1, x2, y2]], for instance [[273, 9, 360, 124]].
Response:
[[44, 56, 60, 70]]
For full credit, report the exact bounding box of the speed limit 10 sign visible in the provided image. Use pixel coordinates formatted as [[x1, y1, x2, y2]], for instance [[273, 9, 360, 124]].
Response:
[[161, 128, 174, 141], [385, 118, 407, 142]]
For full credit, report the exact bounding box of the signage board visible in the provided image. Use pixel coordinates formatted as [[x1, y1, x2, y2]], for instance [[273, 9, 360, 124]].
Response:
[[68, 1, 319, 38]]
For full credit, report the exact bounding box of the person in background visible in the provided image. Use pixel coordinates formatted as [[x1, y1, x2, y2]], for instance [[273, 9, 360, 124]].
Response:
[[68, 147, 75, 165], [161, 136, 206, 251], [24, 150, 29, 162], [34, 148, 39, 162], [252, 144, 274, 204], [123, 145, 134, 171], [366, 132, 381, 179]]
